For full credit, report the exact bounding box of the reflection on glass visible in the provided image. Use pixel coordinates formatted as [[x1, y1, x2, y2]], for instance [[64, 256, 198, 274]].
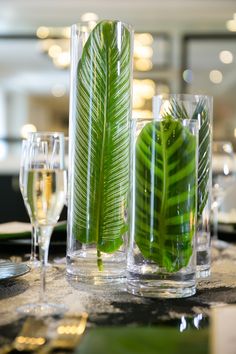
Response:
[[193, 313, 203, 329], [179, 313, 205, 332], [180, 316, 187, 332]]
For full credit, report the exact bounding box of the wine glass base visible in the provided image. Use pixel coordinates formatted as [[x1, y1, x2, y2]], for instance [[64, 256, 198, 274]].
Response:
[[16, 302, 67, 317], [27, 259, 41, 268], [27, 259, 54, 270]]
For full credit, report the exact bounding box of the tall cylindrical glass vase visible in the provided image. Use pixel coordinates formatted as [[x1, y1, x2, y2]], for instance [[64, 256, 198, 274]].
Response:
[[67, 21, 133, 283], [153, 94, 213, 278]]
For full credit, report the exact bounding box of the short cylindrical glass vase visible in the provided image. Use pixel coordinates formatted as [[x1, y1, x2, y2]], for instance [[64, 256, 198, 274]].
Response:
[[67, 21, 133, 283], [153, 94, 213, 279], [127, 117, 199, 298]]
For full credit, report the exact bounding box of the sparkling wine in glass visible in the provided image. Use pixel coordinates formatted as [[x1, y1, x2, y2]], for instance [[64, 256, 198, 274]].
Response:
[[17, 132, 67, 316], [19, 139, 40, 267]]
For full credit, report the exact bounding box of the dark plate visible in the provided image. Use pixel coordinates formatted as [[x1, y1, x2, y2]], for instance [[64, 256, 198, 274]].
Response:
[[218, 222, 236, 242], [0, 262, 30, 281]]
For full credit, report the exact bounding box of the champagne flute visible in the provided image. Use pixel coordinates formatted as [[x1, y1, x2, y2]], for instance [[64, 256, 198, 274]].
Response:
[[212, 141, 236, 246], [19, 139, 40, 267], [17, 132, 67, 316], [64, 136, 69, 207]]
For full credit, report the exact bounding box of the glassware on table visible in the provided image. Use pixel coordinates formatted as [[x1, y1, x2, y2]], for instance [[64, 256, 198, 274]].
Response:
[[17, 132, 67, 316], [64, 137, 69, 207], [66, 21, 133, 283], [212, 141, 236, 245], [19, 139, 40, 267], [153, 94, 213, 279], [127, 117, 199, 298]]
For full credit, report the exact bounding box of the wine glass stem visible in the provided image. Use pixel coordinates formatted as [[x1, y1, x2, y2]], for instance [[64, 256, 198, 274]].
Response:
[[212, 200, 219, 240], [38, 226, 52, 304], [30, 225, 38, 262]]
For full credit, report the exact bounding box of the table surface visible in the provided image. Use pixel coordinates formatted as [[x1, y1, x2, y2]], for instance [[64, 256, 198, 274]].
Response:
[[0, 242, 235, 352]]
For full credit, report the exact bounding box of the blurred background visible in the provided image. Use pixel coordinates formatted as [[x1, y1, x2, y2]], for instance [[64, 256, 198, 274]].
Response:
[[0, 0, 236, 222]]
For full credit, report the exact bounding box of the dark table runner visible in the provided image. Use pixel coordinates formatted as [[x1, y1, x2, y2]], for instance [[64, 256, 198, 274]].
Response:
[[0, 243, 235, 353]]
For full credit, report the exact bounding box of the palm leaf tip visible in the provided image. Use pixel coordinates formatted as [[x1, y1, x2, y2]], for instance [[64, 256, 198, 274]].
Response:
[[71, 20, 132, 255], [161, 97, 211, 217], [134, 119, 197, 272]]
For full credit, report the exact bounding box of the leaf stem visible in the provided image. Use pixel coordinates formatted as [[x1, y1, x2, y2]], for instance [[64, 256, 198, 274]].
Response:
[[97, 250, 104, 271]]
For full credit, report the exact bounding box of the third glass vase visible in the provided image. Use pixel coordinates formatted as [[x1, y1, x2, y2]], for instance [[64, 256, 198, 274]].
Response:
[[153, 94, 213, 278], [127, 117, 199, 298]]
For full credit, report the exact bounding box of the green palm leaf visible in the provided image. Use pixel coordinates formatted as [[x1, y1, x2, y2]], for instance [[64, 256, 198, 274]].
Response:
[[135, 118, 197, 272], [71, 21, 132, 254], [161, 97, 211, 217]]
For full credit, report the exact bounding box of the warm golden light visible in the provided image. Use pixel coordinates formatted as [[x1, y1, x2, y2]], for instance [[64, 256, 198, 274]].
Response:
[[141, 80, 156, 99], [226, 19, 236, 32], [53, 52, 70, 68], [133, 110, 153, 119], [81, 12, 99, 22], [209, 70, 223, 84], [21, 124, 37, 138], [133, 95, 145, 109], [133, 79, 156, 110], [219, 50, 233, 64], [156, 83, 170, 94], [36, 26, 50, 39], [135, 33, 153, 46], [48, 44, 62, 58], [135, 59, 153, 71], [16, 336, 45, 346], [134, 45, 153, 59]]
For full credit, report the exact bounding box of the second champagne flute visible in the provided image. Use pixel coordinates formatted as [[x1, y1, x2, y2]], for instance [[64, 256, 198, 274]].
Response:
[[17, 132, 67, 316]]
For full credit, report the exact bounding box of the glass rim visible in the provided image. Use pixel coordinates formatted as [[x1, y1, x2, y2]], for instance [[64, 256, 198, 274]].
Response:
[[71, 20, 134, 33], [27, 131, 65, 139], [131, 117, 200, 133], [153, 93, 213, 101], [131, 117, 199, 124]]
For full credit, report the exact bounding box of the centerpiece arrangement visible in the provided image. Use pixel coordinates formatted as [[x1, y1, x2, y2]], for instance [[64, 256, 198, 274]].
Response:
[[66, 18, 212, 292]]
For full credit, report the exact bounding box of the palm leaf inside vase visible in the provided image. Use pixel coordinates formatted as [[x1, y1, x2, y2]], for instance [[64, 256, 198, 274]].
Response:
[[71, 21, 132, 253], [135, 118, 197, 272], [161, 97, 211, 217]]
